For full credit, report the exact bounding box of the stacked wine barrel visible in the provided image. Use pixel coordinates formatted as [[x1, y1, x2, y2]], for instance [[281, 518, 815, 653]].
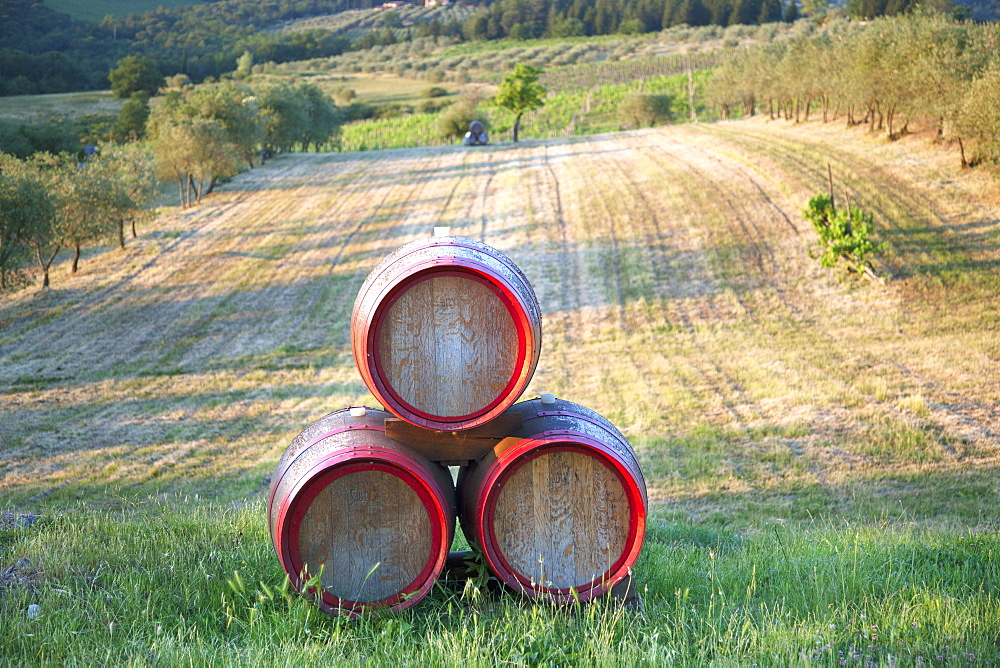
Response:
[[462, 120, 489, 146], [268, 231, 647, 616]]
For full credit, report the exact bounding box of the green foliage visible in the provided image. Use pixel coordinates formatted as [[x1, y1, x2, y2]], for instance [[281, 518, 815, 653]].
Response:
[[956, 65, 1000, 168], [108, 55, 162, 99], [0, 153, 55, 291], [617, 93, 673, 129], [0, 120, 77, 159], [235, 50, 255, 80], [493, 63, 546, 142], [437, 99, 486, 140], [704, 12, 1000, 170], [340, 112, 445, 151], [331, 86, 357, 106], [804, 194, 885, 275], [112, 93, 150, 142], [422, 86, 448, 98], [92, 142, 158, 246]]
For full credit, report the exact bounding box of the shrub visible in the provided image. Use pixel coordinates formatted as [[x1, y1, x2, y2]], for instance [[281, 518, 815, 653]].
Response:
[[618, 93, 673, 129], [437, 100, 486, 140], [332, 86, 357, 106], [804, 194, 885, 277], [423, 87, 448, 98], [418, 98, 453, 113], [374, 103, 413, 120]]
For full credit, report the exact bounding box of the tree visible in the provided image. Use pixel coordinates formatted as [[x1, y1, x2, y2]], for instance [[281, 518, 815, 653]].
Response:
[[298, 84, 342, 152], [493, 64, 546, 143], [92, 143, 157, 248], [956, 65, 1000, 167], [0, 154, 55, 291], [108, 55, 162, 99], [680, 0, 713, 26], [801, 0, 828, 14], [54, 156, 115, 276], [234, 50, 254, 80], [187, 81, 263, 169], [255, 81, 310, 154], [112, 92, 151, 142], [759, 0, 785, 22]]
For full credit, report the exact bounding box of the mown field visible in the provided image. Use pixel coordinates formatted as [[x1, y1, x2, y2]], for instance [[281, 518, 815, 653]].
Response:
[[2, 118, 999, 664]]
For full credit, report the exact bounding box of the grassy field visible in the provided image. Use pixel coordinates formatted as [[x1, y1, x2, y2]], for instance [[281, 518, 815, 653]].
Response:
[[0, 91, 122, 125], [1, 118, 999, 663]]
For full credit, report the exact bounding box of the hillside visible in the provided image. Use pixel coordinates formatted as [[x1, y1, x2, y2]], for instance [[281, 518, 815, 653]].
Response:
[[2, 118, 998, 515], [44, 0, 212, 23]]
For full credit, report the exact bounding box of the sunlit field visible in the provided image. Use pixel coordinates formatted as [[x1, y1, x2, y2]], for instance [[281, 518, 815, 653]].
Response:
[[2, 118, 999, 664]]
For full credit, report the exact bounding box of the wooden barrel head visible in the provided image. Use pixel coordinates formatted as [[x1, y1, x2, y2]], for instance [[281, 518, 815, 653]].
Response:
[[297, 467, 433, 603], [491, 447, 631, 591], [376, 272, 520, 419]]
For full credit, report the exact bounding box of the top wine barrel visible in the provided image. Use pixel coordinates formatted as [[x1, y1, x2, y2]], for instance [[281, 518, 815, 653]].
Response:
[[352, 235, 541, 431], [458, 397, 647, 603]]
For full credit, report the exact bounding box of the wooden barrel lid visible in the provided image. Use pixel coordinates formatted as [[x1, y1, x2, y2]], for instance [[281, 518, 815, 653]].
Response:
[[352, 236, 541, 431], [492, 447, 631, 590], [296, 466, 434, 603], [376, 272, 520, 419]]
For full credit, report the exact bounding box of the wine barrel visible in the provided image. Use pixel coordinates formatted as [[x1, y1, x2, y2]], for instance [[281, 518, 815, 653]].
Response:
[[458, 397, 647, 603], [352, 235, 541, 431], [477, 131, 489, 145], [470, 120, 484, 135], [268, 407, 455, 616]]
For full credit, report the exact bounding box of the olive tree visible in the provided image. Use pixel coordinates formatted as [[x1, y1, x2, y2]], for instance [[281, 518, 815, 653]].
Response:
[[0, 154, 55, 291], [493, 64, 546, 142]]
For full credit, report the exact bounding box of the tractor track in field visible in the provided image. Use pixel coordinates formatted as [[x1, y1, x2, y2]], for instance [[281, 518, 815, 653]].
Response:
[[568, 134, 756, 428], [694, 125, 1000, 448]]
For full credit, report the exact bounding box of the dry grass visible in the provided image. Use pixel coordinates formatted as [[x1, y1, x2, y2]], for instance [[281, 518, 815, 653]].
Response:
[[0, 90, 122, 124], [1, 118, 998, 529]]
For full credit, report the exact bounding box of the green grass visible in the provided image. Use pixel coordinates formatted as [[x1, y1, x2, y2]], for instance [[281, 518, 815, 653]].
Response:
[[44, 0, 212, 23], [1, 498, 997, 665], [333, 71, 714, 150]]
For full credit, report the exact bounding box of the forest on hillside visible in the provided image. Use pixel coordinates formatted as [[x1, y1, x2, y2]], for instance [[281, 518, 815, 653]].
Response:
[[0, 0, 363, 95], [2, 0, 997, 97]]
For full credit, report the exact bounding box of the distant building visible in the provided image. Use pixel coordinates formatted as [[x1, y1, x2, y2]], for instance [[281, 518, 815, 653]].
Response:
[[424, 0, 450, 6]]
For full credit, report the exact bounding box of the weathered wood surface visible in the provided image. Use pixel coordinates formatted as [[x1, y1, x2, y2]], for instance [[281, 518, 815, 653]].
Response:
[[458, 397, 647, 602], [268, 407, 455, 615], [384, 413, 523, 464], [352, 236, 541, 431], [378, 275, 518, 418], [298, 469, 431, 603], [493, 450, 629, 590]]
